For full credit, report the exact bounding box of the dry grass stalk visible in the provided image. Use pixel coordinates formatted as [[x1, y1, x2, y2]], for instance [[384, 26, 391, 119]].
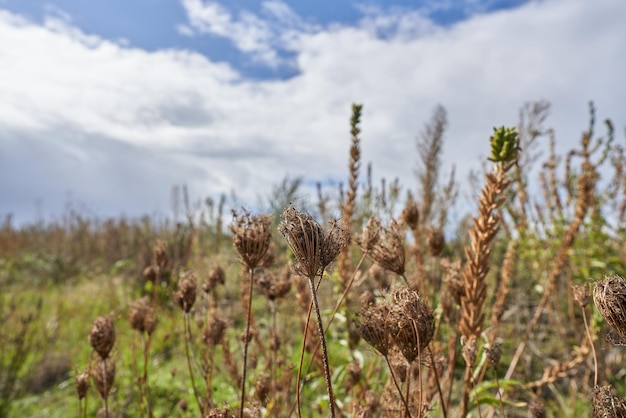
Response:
[[489, 240, 516, 343], [338, 103, 362, 287]]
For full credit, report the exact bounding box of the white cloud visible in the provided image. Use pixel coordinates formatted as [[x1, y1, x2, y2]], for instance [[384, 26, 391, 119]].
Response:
[[0, 0, 624, 223]]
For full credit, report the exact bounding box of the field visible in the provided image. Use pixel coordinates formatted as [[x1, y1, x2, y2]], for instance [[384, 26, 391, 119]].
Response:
[[1, 101, 625, 417]]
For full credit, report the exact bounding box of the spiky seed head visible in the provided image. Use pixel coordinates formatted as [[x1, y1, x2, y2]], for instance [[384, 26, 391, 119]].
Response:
[[75, 370, 90, 400], [368, 220, 406, 276], [128, 297, 157, 335], [357, 216, 382, 253], [357, 302, 391, 356], [89, 315, 115, 360], [154, 239, 168, 269], [593, 385, 626, 417], [90, 358, 115, 399], [175, 271, 197, 313], [400, 196, 420, 230], [387, 287, 434, 362], [203, 265, 225, 294], [231, 210, 273, 270], [279, 206, 348, 278], [593, 275, 626, 343]]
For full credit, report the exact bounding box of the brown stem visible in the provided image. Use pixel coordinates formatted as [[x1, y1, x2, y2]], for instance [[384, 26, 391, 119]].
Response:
[[239, 268, 255, 418], [183, 313, 202, 414], [384, 356, 413, 418]]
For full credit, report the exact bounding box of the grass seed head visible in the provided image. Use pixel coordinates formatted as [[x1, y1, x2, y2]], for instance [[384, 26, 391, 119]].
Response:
[[175, 271, 197, 313], [89, 315, 115, 360], [231, 210, 273, 270]]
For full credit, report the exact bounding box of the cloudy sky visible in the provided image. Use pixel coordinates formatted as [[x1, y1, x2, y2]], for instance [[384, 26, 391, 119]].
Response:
[[0, 0, 624, 224]]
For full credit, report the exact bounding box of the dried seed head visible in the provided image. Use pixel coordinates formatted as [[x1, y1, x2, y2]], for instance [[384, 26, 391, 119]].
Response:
[[441, 258, 464, 305], [203, 265, 225, 294], [75, 369, 90, 400], [154, 239, 168, 269], [593, 384, 626, 418], [255, 265, 292, 301], [572, 283, 591, 308], [90, 358, 115, 399], [279, 206, 349, 277], [387, 287, 434, 362], [368, 263, 390, 292], [593, 275, 626, 343], [143, 265, 157, 283], [128, 297, 158, 335], [427, 228, 445, 257], [529, 399, 546, 418], [204, 407, 234, 418], [400, 196, 419, 230], [357, 302, 391, 356], [175, 271, 197, 313], [231, 210, 273, 270], [202, 315, 228, 347], [357, 216, 382, 253], [485, 343, 502, 369], [255, 372, 270, 405], [461, 337, 478, 367], [367, 219, 406, 276], [89, 315, 115, 360], [359, 289, 376, 307]]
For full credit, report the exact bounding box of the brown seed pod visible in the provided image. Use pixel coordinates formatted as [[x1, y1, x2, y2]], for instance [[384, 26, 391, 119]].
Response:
[[400, 196, 419, 230], [75, 370, 90, 400], [357, 302, 391, 356], [427, 228, 445, 257], [128, 297, 157, 335], [88, 315, 115, 360], [592, 384, 626, 417], [154, 239, 168, 269], [90, 358, 115, 399], [364, 218, 406, 277], [174, 271, 197, 313], [255, 265, 292, 301], [203, 265, 225, 294], [387, 287, 434, 362]]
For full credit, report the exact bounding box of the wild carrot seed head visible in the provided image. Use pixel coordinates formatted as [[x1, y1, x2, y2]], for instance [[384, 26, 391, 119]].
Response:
[[230, 210, 273, 270], [202, 265, 225, 294], [174, 271, 197, 313], [593, 275, 626, 343], [88, 315, 115, 360]]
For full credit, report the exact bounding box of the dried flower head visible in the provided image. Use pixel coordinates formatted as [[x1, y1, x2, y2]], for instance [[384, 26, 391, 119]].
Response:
[[364, 218, 406, 276], [400, 196, 420, 230], [202, 315, 228, 347], [573, 284, 591, 308], [255, 372, 270, 404], [143, 265, 157, 283], [357, 302, 391, 356], [154, 239, 168, 269], [89, 315, 115, 360], [485, 343, 502, 369], [593, 384, 626, 417], [128, 297, 158, 335], [175, 271, 197, 313], [529, 399, 546, 418], [75, 369, 90, 400], [387, 287, 434, 362], [357, 216, 382, 253], [204, 407, 234, 418], [461, 337, 478, 367], [278, 206, 349, 278], [255, 265, 292, 300], [427, 228, 445, 257], [593, 275, 626, 343], [230, 210, 272, 270], [90, 358, 115, 399], [203, 265, 225, 294]]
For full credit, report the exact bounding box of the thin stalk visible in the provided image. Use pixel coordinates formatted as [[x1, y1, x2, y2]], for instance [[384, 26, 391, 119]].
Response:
[[102, 358, 109, 418], [427, 347, 447, 418], [308, 276, 336, 417], [183, 313, 202, 414], [581, 306, 598, 386], [405, 363, 412, 418], [239, 268, 255, 418], [384, 356, 413, 418], [270, 300, 278, 401], [142, 333, 154, 418]]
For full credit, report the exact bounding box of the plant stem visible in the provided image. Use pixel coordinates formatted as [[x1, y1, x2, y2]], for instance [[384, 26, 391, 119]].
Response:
[[183, 313, 202, 414], [239, 268, 255, 418], [384, 356, 413, 418], [308, 276, 336, 417]]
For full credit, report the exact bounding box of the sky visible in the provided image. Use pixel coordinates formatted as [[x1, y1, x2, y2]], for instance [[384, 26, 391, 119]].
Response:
[[0, 0, 624, 225]]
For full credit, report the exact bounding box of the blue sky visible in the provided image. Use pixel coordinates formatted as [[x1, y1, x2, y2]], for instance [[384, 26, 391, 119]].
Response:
[[0, 0, 624, 224]]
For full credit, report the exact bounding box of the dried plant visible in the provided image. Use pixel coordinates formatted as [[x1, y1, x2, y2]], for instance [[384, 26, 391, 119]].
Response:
[[359, 216, 406, 279], [279, 206, 349, 417]]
